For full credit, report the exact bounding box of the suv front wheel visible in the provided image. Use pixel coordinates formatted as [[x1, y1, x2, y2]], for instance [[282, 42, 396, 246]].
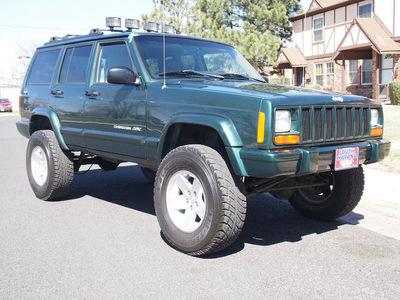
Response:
[[154, 145, 246, 256], [288, 167, 364, 220], [26, 130, 74, 201]]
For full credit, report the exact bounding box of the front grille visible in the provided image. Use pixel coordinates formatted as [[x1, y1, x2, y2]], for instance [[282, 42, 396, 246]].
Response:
[[300, 105, 371, 143]]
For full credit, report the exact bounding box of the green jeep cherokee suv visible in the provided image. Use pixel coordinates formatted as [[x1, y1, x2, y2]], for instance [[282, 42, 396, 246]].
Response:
[[17, 26, 391, 256]]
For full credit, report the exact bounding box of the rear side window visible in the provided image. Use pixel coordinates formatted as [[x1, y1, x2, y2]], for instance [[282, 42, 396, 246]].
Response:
[[28, 49, 60, 85], [59, 45, 92, 84], [96, 43, 134, 83]]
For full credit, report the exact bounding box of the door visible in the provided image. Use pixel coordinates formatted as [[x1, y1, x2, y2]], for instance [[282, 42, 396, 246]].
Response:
[[84, 41, 147, 159], [49, 44, 93, 148], [297, 67, 305, 87]]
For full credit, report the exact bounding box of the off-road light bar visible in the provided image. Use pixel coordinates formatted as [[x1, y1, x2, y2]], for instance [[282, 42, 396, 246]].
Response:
[[162, 24, 176, 34], [106, 17, 122, 30], [144, 21, 159, 32], [125, 19, 140, 31]]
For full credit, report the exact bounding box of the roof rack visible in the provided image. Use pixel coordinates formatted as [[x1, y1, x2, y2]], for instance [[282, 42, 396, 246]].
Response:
[[46, 17, 177, 44], [48, 29, 104, 43]]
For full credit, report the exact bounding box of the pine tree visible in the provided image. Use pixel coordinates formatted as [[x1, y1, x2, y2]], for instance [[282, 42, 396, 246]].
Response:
[[141, 0, 197, 34], [143, 0, 301, 70]]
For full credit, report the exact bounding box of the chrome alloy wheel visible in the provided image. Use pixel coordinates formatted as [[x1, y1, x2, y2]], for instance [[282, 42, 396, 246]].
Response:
[[166, 170, 206, 233], [30, 146, 48, 186]]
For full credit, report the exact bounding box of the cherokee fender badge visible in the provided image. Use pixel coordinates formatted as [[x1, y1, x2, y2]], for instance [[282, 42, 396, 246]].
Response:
[[332, 96, 344, 102]]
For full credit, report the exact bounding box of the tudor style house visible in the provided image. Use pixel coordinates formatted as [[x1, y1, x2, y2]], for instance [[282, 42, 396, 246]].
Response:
[[277, 0, 400, 101]]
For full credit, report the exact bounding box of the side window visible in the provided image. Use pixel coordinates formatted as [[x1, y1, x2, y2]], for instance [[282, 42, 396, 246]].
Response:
[[146, 58, 160, 78], [181, 55, 196, 70], [59, 45, 92, 84], [204, 52, 246, 75], [96, 43, 134, 83], [28, 49, 60, 85]]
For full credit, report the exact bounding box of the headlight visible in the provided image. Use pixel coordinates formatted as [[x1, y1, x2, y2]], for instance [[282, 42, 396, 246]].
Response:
[[370, 109, 379, 127], [275, 110, 291, 133]]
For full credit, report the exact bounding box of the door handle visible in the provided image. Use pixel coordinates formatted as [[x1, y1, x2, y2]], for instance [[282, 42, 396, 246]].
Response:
[[51, 90, 64, 96], [85, 90, 100, 97]]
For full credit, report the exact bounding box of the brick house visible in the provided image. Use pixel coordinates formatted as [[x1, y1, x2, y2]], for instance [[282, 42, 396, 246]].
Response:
[[277, 0, 400, 101]]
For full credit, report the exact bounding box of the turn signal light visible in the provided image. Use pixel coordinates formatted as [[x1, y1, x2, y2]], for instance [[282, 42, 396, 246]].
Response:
[[275, 135, 300, 145], [257, 112, 265, 143], [371, 128, 383, 136]]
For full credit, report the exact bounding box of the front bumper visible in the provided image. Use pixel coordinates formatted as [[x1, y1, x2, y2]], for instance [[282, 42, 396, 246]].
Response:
[[229, 140, 391, 178]]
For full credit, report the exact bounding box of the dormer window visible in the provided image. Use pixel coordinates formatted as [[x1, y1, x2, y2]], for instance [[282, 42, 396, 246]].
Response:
[[313, 16, 324, 42], [359, 2, 372, 18]]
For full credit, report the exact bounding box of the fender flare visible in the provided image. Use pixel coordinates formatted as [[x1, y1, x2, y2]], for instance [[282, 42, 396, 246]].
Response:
[[30, 107, 69, 150], [158, 112, 243, 157]]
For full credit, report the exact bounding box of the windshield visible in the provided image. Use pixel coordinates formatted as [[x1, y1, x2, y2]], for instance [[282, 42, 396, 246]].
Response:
[[0, 99, 9, 103], [134, 35, 264, 82]]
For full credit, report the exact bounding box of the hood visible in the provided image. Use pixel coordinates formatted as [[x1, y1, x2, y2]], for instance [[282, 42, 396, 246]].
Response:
[[169, 80, 378, 106]]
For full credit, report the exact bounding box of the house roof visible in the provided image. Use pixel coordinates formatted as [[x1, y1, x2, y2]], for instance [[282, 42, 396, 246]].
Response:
[[316, 0, 349, 8], [334, 17, 400, 60], [290, 0, 363, 21], [277, 46, 308, 69]]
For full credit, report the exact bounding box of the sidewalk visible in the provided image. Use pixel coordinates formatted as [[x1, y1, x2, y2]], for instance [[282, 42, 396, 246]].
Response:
[[339, 168, 400, 240]]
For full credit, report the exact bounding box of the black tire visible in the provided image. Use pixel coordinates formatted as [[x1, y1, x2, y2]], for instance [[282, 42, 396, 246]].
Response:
[[26, 130, 74, 201], [98, 159, 119, 171], [288, 167, 364, 220], [154, 145, 246, 256], [140, 166, 157, 183]]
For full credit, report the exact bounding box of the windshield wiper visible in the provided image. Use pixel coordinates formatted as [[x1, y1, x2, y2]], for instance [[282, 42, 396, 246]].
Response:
[[159, 70, 224, 80], [218, 73, 249, 80], [219, 73, 266, 83]]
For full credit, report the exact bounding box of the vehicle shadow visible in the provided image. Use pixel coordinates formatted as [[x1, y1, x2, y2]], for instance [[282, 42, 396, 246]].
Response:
[[66, 164, 156, 215], [65, 164, 364, 257]]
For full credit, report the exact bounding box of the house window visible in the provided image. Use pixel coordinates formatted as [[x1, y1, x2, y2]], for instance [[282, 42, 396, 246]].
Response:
[[359, 2, 372, 18], [315, 63, 323, 86], [326, 61, 334, 87], [349, 60, 358, 85], [362, 59, 373, 85], [313, 16, 324, 42]]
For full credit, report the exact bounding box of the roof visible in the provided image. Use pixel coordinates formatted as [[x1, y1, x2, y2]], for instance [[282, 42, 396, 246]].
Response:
[[290, 0, 363, 21], [356, 18, 400, 53], [277, 46, 307, 69], [334, 17, 400, 59], [316, 0, 349, 8], [39, 30, 232, 49]]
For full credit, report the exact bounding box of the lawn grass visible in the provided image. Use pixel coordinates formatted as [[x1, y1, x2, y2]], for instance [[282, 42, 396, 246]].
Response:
[[364, 104, 400, 173]]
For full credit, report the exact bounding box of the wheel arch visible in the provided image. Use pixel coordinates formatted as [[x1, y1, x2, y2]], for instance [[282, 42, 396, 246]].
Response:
[[29, 107, 68, 150], [158, 113, 243, 160]]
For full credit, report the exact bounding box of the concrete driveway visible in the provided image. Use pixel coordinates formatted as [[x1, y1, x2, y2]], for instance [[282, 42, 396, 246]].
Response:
[[340, 167, 400, 240]]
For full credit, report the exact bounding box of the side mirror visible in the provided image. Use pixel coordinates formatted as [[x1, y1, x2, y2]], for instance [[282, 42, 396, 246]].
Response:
[[107, 67, 141, 86]]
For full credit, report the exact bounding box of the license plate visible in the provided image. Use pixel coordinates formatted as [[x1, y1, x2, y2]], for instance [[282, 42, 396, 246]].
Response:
[[334, 147, 360, 171]]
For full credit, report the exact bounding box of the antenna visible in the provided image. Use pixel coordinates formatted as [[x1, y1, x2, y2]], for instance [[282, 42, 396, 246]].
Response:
[[161, 1, 168, 90], [162, 23, 167, 89]]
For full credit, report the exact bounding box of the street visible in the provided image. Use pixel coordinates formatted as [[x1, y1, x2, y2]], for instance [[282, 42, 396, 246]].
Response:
[[1, 114, 399, 299]]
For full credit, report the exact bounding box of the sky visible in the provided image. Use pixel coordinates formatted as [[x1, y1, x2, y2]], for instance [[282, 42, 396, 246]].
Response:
[[0, 0, 312, 85], [0, 0, 154, 84]]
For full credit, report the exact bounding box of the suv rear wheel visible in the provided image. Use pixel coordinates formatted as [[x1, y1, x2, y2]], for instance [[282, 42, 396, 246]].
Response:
[[154, 145, 246, 256], [288, 167, 364, 220], [26, 130, 74, 201]]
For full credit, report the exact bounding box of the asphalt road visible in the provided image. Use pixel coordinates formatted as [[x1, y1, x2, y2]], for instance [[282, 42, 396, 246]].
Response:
[[1, 114, 399, 299]]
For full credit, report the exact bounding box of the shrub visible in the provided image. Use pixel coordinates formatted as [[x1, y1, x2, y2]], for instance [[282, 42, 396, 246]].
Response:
[[389, 81, 400, 105], [306, 84, 322, 90]]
